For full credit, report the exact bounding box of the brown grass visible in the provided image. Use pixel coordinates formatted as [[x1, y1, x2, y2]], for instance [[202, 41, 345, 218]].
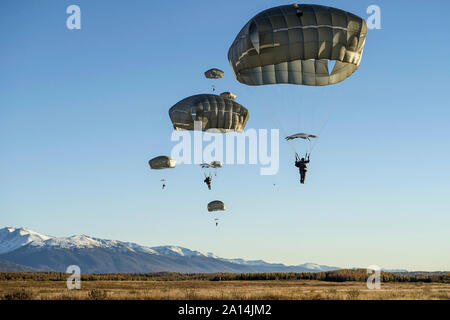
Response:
[[0, 280, 449, 300]]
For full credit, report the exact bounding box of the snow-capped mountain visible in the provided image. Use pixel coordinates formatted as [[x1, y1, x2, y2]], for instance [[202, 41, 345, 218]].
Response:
[[150, 246, 209, 258], [297, 263, 338, 272], [0, 227, 51, 254], [0, 228, 215, 258], [0, 227, 339, 273]]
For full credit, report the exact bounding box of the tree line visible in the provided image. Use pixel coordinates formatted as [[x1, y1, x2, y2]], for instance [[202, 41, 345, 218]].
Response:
[[0, 269, 448, 283]]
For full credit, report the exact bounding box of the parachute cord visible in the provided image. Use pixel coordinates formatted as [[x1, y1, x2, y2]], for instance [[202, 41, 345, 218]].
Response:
[[310, 103, 332, 153], [309, 86, 335, 153], [268, 109, 298, 156], [268, 86, 300, 156]]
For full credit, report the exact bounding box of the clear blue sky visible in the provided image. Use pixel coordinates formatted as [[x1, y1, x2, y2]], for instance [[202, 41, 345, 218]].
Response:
[[1, 0, 449, 271]]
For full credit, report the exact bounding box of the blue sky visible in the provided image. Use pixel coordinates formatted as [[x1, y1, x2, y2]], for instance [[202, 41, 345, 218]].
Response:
[[1, 0, 449, 271]]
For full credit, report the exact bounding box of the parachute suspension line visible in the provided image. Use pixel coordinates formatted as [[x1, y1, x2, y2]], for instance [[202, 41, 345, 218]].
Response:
[[296, 86, 303, 140], [274, 85, 300, 156], [268, 108, 298, 155], [309, 86, 335, 153], [307, 138, 313, 155], [288, 85, 310, 157]]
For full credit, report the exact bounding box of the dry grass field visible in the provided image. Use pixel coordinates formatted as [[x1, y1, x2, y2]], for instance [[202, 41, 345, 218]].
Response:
[[0, 280, 449, 300]]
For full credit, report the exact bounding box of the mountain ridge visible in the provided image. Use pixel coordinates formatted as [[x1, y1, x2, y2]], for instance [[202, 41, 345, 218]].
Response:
[[0, 227, 343, 273], [0, 258, 41, 272]]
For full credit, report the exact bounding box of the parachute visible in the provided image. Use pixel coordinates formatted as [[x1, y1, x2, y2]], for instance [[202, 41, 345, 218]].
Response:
[[208, 200, 225, 227], [148, 156, 176, 169], [148, 156, 175, 190], [227, 4, 368, 161], [204, 68, 224, 79], [208, 200, 226, 226], [200, 161, 222, 183], [169, 94, 249, 133], [220, 91, 237, 101], [228, 4, 367, 86], [210, 161, 222, 168], [208, 200, 226, 212], [200, 161, 223, 169], [285, 133, 317, 141], [286, 133, 317, 155]]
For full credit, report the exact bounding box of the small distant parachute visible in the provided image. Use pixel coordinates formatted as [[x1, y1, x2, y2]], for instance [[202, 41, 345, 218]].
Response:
[[220, 91, 237, 101], [204, 68, 224, 79], [201, 161, 223, 169], [228, 4, 367, 86], [208, 200, 226, 212], [208, 201, 226, 226], [210, 161, 222, 168], [148, 156, 176, 169], [169, 94, 249, 132], [149, 157, 174, 190], [285, 133, 317, 141], [285, 133, 317, 154], [201, 161, 222, 183]]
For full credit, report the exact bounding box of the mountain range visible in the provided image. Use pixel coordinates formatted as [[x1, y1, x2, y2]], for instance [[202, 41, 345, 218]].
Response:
[[0, 227, 339, 273]]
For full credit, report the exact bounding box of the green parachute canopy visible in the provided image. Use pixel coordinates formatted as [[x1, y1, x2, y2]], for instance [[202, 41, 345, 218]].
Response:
[[169, 94, 249, 132], [148, 156, 176, 169], [228, 4, 367, 86], [204, 68, 224, 79], [208, 200, 226, 212], [200, 161, 223, 169], [285, 133, 317, 141], [220, 91, 237, 101]]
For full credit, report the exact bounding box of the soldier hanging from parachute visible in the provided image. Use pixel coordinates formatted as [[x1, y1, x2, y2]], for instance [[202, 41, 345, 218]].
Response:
[[286, 134, 316, 184], [148, 156, 176, 190], [204, 68, 224, 92], [228, 4, 367, 184], [169, 94, 248, 188], [208, 200, 226, 227], [200, 161, 222, 190]]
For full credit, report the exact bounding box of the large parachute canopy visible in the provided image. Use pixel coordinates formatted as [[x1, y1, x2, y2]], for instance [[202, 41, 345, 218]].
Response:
[[169, 94, 249, 133], [228, 4, 367, 86], [285, 133, 317, 141], [220, 91, 237, 101], [204, 68, 224, 79], [208, 200, 226, 212], [148, 156, 176, 169]]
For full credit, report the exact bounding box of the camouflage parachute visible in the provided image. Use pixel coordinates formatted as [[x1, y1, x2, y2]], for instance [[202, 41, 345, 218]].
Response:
[[148, 156, 176, 169], [285, 133, 317, 141], [208, 200, 226, 212], [204, 68, 224, 79], [220, 91, 237, 101], [200, 161, 223, 169], [228, 4, 367, 86], [169, 94, 249, 133]]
